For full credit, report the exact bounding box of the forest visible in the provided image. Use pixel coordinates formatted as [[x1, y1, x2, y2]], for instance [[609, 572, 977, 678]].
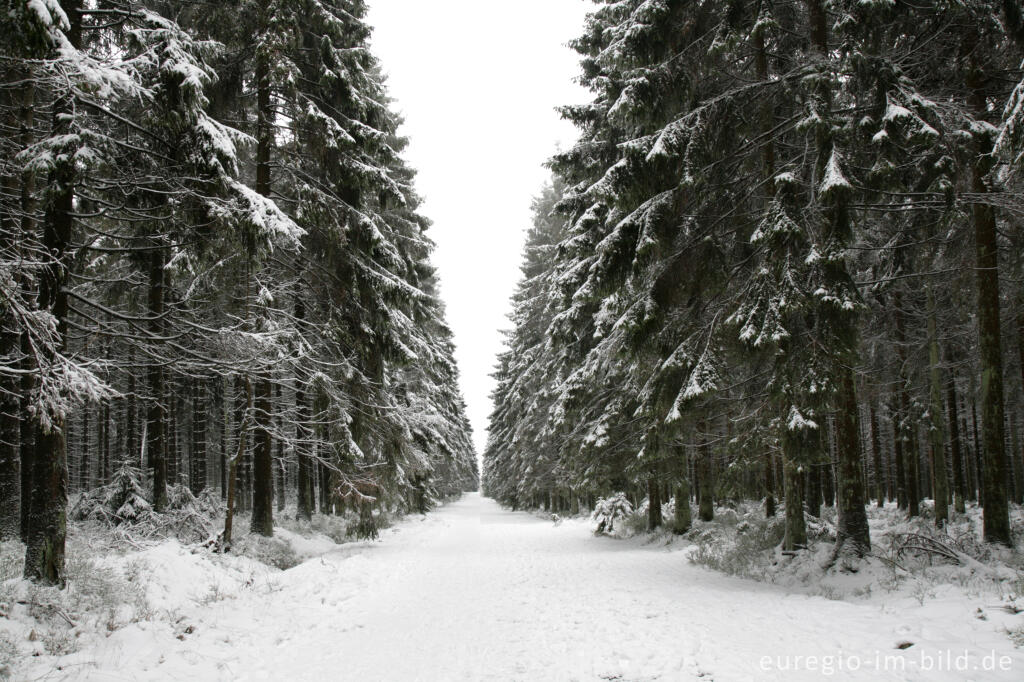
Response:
[[0, 0, 479, 587], [3, 0, 1024, 679], [483, 0, 1024, 564]]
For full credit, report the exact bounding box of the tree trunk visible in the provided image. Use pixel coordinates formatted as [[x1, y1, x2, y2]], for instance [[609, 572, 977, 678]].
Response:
[[697, 428, 714, 522], [147, 242, 168, 511], [16, 73, 37, 545], [967, 60, 1010, 544], [833, 368, 870, 559], [79, 406, 90, 491], [946, 373, 967, 513], [782, 459, 807, 552], [0, 106, 22, 536], [191, 378, 207, 493], [24, 3, 81, 583], [296, 360, 313, 519], [869, 399, 884, 507], [248, 26, 274, 537], [647, 471, 662, 531], [251, 378, 274, 536], [223, 377, 252, 551], [926, 288, 949, 526], [0, 232, 20, 541]]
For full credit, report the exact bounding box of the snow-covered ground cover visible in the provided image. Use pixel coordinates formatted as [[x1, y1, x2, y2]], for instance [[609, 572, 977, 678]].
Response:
[[3, 493, 1023, 681]]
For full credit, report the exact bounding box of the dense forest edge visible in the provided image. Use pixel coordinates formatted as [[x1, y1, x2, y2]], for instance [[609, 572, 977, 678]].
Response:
[[483, 0, 1024, 578], [0, 0, 479, 595]]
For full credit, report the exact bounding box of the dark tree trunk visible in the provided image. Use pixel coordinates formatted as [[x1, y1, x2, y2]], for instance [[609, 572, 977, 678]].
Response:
[[295, 374, 313, 520], [223, 378, 252, 551], [0, 205, 20, 541], [147, 242, 168, 511], [275, 383, 285, 514], [125, 364, 136, 468], [79, 406, 90, 491], [16, 74, 37, 544], [947, 374, 967, 513], [869, 399, 884, 507], [251, 378, 274, 536], [647, 471, 662, 531], [191, 378, 207, 493], [927, 288, 949, 526], [697, 427, 713, 522], [101, 400, 110, 484], [893, 410, 907, 510], [833, 369, 870, 559], [24, 4, 81, 583], [782, 459, 806, 552], [805, 468, 821, 518], [0, 104, 22, 536], [673, 441, 692, 533], [248, 25, 274, 537], [971, 396, 983, 505], [967, 61, 1010, 544]]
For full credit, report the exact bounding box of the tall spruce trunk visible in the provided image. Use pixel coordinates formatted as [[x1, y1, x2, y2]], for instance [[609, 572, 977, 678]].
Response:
[[251, 378, 274, 536], [223, 377, 252, 551], [755, 18, 776, 522], [295, 303, 313, 521], [968, 71, 1010, 544], [190, 379, 207, 493], [926, 288, 949, 526], [24, 2, 82, 584], [673, 445, 691, 534], [17, 77, 37, 544], [697, 425, 713, 522], [869, 400, 884, 507], [647, 471, 662, 531], [147, 241, 168, 511], [0, 91, 22, 538], [833, 369, 871, 559], [946, 371, 967, 513], [249, 41, 274, 537]]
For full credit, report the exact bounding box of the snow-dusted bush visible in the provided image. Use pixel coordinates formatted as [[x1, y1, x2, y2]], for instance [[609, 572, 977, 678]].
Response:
[[234, 535, 301, 571], [71, 463, 151, 525], [689, 516, 785, 580], [591, 493, 633, 535], [70, 465, 221, 545]]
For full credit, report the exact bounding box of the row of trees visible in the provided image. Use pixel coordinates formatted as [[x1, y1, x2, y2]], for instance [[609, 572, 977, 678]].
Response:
[[484, 0, 1024, 562], [0, 0, 477, 586]]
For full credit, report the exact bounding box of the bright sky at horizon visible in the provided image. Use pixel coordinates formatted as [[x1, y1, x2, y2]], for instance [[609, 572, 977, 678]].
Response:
[[366, 1, 591, 457]]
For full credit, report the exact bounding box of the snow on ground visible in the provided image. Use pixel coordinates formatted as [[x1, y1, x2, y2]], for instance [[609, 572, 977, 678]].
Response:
[[9, 493, 1024, 681]]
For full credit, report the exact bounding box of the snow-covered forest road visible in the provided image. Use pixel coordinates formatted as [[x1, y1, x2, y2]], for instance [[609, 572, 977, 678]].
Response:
[[63, 493, 1021, 681]]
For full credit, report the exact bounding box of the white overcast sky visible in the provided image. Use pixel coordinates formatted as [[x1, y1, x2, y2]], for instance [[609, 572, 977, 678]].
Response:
[[366, 1, 591, 455]]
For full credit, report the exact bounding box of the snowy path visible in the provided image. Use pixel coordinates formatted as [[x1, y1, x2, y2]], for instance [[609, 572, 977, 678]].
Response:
[[60, 493, 1021, 681]]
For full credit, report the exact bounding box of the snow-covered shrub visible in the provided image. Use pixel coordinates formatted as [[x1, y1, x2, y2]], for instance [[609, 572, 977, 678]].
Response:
[[309, 514, 349, 544], [591, 493, 633, 535], [71, 463, 151, 525], [618, 509, 649, 537], [234, 536, 300, 570], [689, 517, 784, 579], [71, 466, 221, 545]]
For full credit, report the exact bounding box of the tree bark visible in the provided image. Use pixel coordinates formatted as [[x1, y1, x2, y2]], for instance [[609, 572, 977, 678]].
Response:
[[24, 1, 82, 584], [869, 399, 884, 507], [946, 373, 967, 513], [147, 242, 168, 511], [248, 16, 274, 537], [968, 72, 1010, 543], [926, 287, 949, 526], [833, 368, 871, 559]]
